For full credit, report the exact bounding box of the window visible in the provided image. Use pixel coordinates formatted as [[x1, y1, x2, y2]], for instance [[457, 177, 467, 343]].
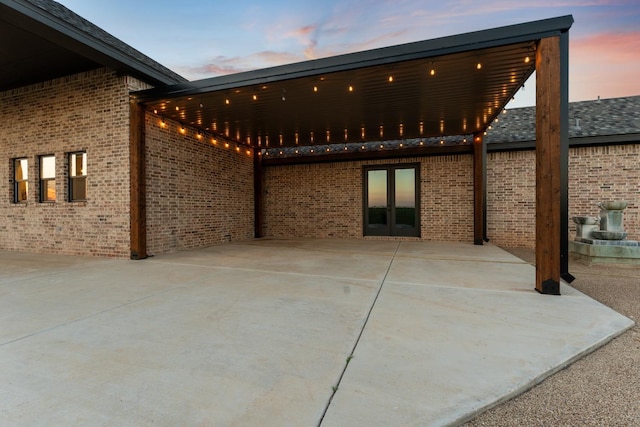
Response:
[[14, 158, 29, 203], [69, 152, 87, 201], [39, 155, 56, 202]]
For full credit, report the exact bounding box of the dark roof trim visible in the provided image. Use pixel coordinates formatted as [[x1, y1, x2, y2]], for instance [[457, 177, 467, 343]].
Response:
[[488, 132, 640, 152], [2, 0, 186, 86], [134, 15, 574, 103], [262, 132, 640, 165], [262, 145, 473, 166]]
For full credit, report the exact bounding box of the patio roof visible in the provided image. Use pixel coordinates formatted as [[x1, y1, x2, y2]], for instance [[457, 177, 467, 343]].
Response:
[[134, 16, 573, 149]]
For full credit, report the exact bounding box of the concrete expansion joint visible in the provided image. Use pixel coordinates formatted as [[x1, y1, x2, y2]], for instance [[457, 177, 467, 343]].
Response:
[[318, 241, 401, 426]]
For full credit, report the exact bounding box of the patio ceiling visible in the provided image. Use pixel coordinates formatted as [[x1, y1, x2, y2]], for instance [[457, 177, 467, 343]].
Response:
[[134, 16, 573, 149]]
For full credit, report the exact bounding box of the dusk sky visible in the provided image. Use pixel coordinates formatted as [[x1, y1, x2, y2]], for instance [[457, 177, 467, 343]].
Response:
[[57, 0, 640, 108]]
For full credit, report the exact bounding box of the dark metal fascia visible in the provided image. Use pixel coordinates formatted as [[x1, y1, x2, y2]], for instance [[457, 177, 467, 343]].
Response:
[[487, 133, 640, 152], [262, 145, 473, 166], [1, 0, 186, 86], [133, 15, 574, 103]]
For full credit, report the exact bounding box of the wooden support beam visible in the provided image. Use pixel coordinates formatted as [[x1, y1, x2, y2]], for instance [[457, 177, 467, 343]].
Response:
[[253, 150, 263, 238], [473, 133, 486, 245], [535, 36, 564, 294], [130, 101, 147, 259]]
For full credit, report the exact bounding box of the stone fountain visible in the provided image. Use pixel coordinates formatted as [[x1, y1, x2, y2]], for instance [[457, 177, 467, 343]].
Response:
[[570, 201, 640, 265]]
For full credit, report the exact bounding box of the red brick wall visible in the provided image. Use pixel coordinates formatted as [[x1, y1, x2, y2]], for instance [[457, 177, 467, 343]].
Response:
[[145, 115, 255, 254], [263, 155, 474, 242], [0, 69, 143, 257]]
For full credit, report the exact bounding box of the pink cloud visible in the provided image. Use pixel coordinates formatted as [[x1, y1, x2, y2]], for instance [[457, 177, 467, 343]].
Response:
[[570, 31, 640, 100], [176, 50, 306, 79]]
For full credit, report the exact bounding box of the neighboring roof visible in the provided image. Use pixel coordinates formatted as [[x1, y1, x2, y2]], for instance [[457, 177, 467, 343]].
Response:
[[0, 0, 187, 91], [486, 95, 640, 144], [135, 16, 574, 150]]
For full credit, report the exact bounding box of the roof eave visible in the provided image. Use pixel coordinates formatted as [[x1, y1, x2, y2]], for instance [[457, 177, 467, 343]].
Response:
[[2, 0, 186, 86], [133, 15, 574, 103]]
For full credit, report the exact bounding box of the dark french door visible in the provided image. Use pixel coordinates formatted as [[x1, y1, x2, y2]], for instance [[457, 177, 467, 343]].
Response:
[[363, 164, 420, 237]]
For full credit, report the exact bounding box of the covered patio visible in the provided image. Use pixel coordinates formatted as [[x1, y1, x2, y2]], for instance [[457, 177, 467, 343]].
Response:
[[133, 15, 576, 294], [0, 239, 632, 425]]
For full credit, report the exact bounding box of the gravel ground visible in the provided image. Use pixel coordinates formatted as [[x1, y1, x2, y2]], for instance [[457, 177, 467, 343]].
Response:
[[464, 248, 640, 427]]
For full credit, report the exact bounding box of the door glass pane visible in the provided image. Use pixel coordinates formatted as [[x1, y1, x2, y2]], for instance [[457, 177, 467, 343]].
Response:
[[394, 168, 416, 228], [367, 170, 387, 227]]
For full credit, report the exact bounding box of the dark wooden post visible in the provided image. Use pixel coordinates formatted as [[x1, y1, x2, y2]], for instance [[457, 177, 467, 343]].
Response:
[[535, 35, 567, 294], [253, 149, 263, 238], [473, 133, 486, 245], [130, 101, 147, 259]]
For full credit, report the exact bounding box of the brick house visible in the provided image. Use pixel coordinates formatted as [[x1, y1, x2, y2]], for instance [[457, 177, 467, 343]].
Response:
[[2, 1, 637, 291]]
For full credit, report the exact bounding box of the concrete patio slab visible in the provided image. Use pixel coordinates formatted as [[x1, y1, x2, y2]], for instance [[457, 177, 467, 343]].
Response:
[[0, 240, 633, 426]]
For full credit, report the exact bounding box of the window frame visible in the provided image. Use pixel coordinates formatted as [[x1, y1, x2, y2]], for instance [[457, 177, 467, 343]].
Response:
[[39, 154, 56, 203], [13, 157, 29, 203], [68, 151, 87, 202]]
